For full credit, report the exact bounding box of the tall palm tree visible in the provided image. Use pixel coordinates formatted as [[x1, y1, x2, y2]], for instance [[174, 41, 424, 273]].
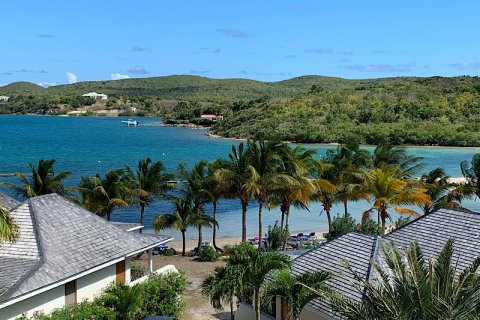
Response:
[[419, 167, 463, 214], [202, 265, 238, 320], [215, 143, 255, 243], [0, 207, 18, 242], [264, 269, 332, 320], [331, 239, 480, 319], [2, 159, 71, 198], [311, 160, 338, 233], [326, 142, 371, 216], [78, 169, 130, 221], [179, 160, 214, 252], [228, 243, 292, 320], [270, 145, 316, 231], [372, 144, 424, 178], [360, 165, 430, 230], [206, 160, 226, 252], [461, 153, 480, 199], [124, 157, 173, 231], [247, 139, 291, 250], [153, 195, 195, 256]]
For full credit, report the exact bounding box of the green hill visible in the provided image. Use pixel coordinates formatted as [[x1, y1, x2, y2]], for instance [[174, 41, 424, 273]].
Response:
[[0, 82, 45, 94]]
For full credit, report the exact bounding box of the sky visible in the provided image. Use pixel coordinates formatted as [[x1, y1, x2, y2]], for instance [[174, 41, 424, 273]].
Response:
[[1, 0, 479, 86]]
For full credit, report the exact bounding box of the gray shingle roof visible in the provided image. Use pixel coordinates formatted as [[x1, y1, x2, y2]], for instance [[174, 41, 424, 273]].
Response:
[[0, 194, 171, 303], [290, 207, 480, 319], [111, 222, 143, 232], [0, 192, 20, 212]]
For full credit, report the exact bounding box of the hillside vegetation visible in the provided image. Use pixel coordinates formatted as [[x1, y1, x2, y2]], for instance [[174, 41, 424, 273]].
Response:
[[1, 75, 480, 146]]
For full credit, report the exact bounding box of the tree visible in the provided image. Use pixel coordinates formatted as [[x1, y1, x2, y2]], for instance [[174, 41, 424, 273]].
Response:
[[311, 160, 338, 233], [360, 165, 430, 230], [202, 266, 238, 319], [461, 153, 480, 199], [124, 157, 173, 231], [419, 168, 463, 214], [2, 159, 71, 198], [247, 139, 291, 250], [228, 243, 292, 320], [372, 144, 424, 178], [206, 160, 225, 252], [101, 282, 142, 320], [153, 195, 195, 256], [78, 169, 130, 221], [0, 207, 18, 242], [331, 239, 480, 319], [264, 269, 332, 320], [214, 143, 255, 242]]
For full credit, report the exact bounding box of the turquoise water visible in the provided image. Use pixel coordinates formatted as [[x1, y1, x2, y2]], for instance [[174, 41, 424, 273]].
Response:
[[0, 115, 479, 241]]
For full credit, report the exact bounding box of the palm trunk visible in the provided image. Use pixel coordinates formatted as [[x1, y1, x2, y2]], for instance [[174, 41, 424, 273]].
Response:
[[212, 201, 223, 253], [258, 201, 263, 251], [139, 204, 145, 233], [326, 207, 332, 233], [181, 230, 186, 256], [230, 299, 234, 320], [283, 206, 291, 250], [343, 199, 348, 216], [197, 225, 203, 255], [280, 209, 285, 231], [254, 288, 261, 320], [107, 210, 111, 221], [380, 208, 387, 231], [241, 199, 247, 243]]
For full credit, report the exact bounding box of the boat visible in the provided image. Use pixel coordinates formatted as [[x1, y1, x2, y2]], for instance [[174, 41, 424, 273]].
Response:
[[121, 119, 139, 127]]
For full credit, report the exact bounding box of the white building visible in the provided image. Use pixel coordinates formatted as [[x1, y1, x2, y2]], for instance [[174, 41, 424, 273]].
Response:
[[81, 92, 108, 100], [0, 96, 9, 102], [0, 193, 173, 320]]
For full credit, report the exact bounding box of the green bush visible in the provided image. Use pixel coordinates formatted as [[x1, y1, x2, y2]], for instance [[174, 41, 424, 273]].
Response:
[[359, 219, 382, 236], [158, 248, 176, 256], [16, 301, 116, 320], [266, 221, 289, 251], [394, 216, 411, 229], [324, 214, 356, 241], [198, 245, 219, 262], [100, 282, 142, 320], [137, 272, 187, 319]]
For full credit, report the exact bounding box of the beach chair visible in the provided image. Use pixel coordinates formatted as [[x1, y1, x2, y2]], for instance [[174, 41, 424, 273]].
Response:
[[153, 243, 169, 254], [202, 241, 210, 246], [307, 232, 316, 240]]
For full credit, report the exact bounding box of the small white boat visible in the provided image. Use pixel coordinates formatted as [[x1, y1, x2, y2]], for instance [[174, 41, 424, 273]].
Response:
[[121, 119, 139, 127]]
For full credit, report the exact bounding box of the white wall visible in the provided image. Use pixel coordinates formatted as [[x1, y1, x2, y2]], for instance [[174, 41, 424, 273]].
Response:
[[0, 285, 65, 320], [235, 302, 276, 320], [76, 264, 116, 302]]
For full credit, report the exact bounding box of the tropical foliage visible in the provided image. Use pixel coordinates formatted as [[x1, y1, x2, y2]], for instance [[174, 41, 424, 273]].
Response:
[[0, 207, 19, 242]]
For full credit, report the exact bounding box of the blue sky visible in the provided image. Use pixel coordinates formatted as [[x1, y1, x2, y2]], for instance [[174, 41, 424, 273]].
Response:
[[1, 0, 479, 86]]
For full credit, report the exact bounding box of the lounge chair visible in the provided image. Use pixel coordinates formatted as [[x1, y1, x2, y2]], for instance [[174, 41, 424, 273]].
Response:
[[307, 232, 316, 240]]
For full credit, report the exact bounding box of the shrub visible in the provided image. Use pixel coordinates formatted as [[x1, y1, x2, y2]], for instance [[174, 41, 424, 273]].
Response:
[[16, 301, 116, 320], [157, 248, 176, 256], [324, 214, 356, 241], [394, 216, 411, 229], [359, 219, 382, 236], [266, 221, 289, 251], [198, 245, 219, 262], [99, 282, 143, 320], [137, 272, 187, 319]]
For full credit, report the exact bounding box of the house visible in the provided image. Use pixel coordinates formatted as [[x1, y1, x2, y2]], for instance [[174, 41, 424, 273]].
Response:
[[0, 96, 9, 102], [236, 208, 480, 320], [0, 193, 173, 320], [200, 114, 223, 121], [81, 92, 108, 100]]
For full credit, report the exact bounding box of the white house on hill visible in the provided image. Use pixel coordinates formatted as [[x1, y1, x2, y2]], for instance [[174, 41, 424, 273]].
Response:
[[81, 92, 108, 100], [0, 96, 9, 102], [0, 193, 173, 320]]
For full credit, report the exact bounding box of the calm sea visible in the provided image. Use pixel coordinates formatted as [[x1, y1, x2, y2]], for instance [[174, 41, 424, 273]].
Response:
[[0, 115, 479, 241]]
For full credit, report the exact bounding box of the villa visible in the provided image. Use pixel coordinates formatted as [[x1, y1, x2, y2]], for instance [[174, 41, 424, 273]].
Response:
[[0, 96, 9, 102], [236, 207, 480, 320], [200, 114, 224, 121], [81, 92, 108, 100], [0, 193, 173, 320]]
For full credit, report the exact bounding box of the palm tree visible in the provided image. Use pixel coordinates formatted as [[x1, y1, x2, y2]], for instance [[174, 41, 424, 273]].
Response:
[[360, 165, 430, 230], [311, 160, 338, 233], [326, 142, 371, 216], [372, 144, 424, 178], [419, 167, 463, 214], [215, 143, 255, 243], [179, 160, 214, 252], [264, 269, 332, 320], [271, 145, 316, 231], [206, 160, 226, 252], [0, 207, 18, 242], [202, 265, 238, 319], [228, 243, 292, 320], [78, 169, 130, 221], [2, 159, 71, 198], [331, 239, 480, 319], [153, 195, 195, 256], [124, 157, 174, 231], [247, 139, 291, 250], [461, 153, 480, 199]]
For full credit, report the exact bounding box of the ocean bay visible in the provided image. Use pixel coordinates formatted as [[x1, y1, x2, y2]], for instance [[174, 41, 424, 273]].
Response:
[[0, 115, 479, 240]]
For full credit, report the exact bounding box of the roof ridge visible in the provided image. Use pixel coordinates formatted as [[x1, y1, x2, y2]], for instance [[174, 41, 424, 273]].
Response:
[[362, 235, 381, 298]]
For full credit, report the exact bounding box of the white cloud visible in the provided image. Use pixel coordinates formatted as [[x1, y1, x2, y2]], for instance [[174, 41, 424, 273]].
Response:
[[66, 72, 77, 84], [111, 73, 130, 80], [37, 82, 56, 88]]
